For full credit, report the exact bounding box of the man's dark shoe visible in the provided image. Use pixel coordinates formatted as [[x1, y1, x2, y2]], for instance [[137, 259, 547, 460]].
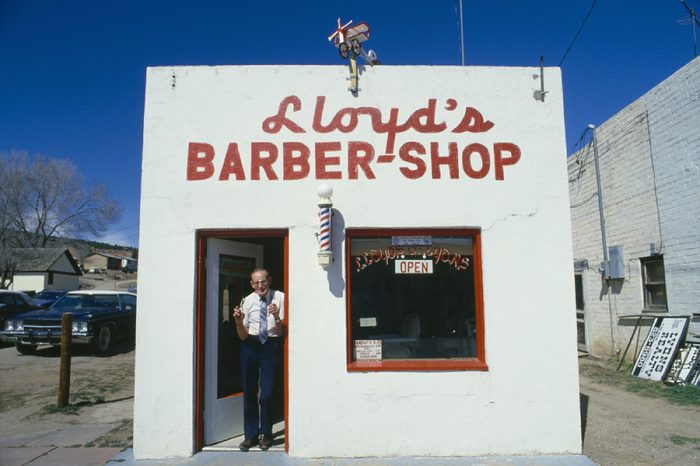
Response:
[[259, 434, 273, 451], [239, 437, 258, 452]]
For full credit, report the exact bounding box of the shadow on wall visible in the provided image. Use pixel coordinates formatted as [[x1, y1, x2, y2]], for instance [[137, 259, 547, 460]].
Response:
[[599, 278, 624, 300], [580, 392, 589, 444], [325, 208, 345, 298]]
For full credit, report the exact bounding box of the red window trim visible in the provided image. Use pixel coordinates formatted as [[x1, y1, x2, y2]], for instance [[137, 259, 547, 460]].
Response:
[[345, 227, 487, 372]]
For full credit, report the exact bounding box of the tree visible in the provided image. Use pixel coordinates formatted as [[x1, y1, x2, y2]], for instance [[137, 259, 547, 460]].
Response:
[[0, 151, 122, 288]]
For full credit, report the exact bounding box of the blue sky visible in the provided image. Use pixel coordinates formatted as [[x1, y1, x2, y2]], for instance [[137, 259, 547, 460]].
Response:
[[1, 1, 697, 247]]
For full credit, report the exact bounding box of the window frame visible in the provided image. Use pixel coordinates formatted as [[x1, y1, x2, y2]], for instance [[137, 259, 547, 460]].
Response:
[[345, 227, 487, 372], [640, 256, 668, 312]]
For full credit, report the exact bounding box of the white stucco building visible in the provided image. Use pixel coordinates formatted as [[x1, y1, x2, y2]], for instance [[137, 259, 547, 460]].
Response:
[[568, 56, 700, 359], [135, 65, 582, 459]]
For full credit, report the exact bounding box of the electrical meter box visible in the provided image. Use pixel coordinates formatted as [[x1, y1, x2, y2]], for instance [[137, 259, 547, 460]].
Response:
[[608, 245, 625, 279]]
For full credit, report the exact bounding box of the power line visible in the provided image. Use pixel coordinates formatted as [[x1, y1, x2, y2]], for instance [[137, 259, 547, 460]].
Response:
[[680, 0, 700, 57], [559, 0, 599, 67]]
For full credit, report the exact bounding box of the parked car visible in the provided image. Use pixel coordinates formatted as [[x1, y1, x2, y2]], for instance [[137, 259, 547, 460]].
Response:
[[127, 284, 137, 293], [0, 290, 45, 330], [32, 289, 69, 308], [0, 290, 137, 355]]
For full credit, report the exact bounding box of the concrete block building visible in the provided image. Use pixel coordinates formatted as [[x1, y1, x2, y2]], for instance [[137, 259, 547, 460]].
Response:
[[568, 56, 700, 358]]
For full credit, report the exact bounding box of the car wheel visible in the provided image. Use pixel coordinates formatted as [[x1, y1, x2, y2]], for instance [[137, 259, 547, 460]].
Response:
[[15, 342, 37, 355], [94, 325, 113, 354], [351, 39, 361, 56]]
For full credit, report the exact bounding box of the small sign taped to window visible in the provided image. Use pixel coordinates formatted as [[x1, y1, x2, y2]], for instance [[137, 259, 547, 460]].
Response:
[[392, 236, 432, 246], [395, 259, 433, 274], [354, 339, 382, 360], [359, 317, 377, 327]]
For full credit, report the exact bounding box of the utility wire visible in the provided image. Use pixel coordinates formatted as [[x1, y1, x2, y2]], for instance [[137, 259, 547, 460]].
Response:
[[559, 0, 599, 67], [571, 125, 593, 154]]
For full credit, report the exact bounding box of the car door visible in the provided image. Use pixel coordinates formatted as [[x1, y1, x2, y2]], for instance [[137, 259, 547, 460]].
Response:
[[119, 293, 137, 337]]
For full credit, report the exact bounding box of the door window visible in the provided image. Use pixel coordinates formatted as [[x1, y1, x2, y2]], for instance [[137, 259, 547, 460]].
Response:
[[217, 255, 255, 398]]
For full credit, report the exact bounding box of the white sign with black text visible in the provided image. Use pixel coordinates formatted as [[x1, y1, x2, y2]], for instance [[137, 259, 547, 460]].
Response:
[[632, 317, 689, 381], [354, 339, 382, 360]]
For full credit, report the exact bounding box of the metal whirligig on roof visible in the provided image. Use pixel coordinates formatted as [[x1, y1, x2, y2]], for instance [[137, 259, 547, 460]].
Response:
[[328, 18, 379, 93]]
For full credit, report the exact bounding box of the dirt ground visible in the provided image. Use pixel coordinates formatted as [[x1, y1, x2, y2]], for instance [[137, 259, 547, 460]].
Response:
[[0, 345, 698, 465], [0, 341, 134, 449], [579, 357, 700, 465]]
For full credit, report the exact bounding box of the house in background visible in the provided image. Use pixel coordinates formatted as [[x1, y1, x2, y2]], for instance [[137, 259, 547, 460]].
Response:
[[83, 251, 137, 273], [568, 56, 699, 359], [9, 248, 82, 293]]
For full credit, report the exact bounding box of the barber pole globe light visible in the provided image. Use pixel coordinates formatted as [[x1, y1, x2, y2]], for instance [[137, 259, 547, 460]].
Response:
[[317, 184, 333, 267]]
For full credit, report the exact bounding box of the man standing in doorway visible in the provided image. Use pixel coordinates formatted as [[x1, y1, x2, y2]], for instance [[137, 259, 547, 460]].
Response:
[[232, 268, 285, 451]]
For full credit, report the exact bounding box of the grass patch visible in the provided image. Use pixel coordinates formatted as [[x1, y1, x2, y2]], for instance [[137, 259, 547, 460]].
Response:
[[67, 388, 106, 406], [40, 403, 81, 415], [72, 375, 129, 395], [580, 358, 700, 406], [669, 435, 700, 445]]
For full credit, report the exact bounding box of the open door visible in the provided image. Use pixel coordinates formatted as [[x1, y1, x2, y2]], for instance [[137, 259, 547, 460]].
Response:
[[574, 270, 588, 353], [204, 238, 263, 445]]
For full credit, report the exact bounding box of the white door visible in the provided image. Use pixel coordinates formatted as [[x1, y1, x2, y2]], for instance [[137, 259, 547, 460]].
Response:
[[574, 271, 588, 352], [204, 238, 263, 445]]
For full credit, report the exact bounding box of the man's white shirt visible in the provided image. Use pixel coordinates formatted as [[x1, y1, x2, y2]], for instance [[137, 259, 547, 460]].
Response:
[[242, 289, 285, 337]]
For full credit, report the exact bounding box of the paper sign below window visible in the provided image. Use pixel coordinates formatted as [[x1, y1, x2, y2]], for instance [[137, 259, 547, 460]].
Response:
[[354, 339, 382, 360], [395, 259, 434, 274]]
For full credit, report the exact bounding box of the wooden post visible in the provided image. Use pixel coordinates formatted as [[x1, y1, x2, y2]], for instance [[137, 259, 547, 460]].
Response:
[[348, 55, 358, 93], [57, 312, 72, 408]]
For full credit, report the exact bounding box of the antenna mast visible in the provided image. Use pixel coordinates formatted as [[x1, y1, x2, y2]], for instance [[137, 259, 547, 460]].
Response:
[[459, 0, 465, 65], [681, 0, 700, 57]]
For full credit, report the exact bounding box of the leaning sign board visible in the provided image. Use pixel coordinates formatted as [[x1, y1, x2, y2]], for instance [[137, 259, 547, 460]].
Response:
[[632, 317, 690, 381], [667, 344, 700, 385]]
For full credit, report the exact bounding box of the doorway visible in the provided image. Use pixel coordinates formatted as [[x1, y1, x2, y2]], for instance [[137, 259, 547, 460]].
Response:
[[574, 266, 588, 353], [195, 230, 288, 452]]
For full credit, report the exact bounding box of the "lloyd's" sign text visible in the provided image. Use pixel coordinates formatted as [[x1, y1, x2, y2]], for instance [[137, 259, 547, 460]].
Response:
[[187, 96, 522, 182]]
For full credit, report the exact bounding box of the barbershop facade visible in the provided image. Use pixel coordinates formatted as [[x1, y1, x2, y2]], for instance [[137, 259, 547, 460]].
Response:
[[134, 65, 582, 459]]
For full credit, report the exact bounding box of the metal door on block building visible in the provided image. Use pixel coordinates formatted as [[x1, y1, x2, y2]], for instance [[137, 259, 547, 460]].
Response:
[[204, 238, 263, 445]]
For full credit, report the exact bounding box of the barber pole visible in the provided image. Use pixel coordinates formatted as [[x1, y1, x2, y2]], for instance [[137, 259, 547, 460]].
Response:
[[317, 184, 334, 267], [318, 207, 331, 251]]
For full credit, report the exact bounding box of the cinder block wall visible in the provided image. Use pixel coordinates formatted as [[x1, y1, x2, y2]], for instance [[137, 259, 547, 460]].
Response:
[[568, 98, 661, 358], [646, 57, 700, 319], [568, 57, 700, 358]]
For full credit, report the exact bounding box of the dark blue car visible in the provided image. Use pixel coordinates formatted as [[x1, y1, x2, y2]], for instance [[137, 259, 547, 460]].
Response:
[[0, 290, 137, 355], [32, 289, 69, 308], [0, 290, 44, 331]]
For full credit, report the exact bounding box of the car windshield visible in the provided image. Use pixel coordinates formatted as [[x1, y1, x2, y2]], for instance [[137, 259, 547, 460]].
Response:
[[54, 294, 120, 309]]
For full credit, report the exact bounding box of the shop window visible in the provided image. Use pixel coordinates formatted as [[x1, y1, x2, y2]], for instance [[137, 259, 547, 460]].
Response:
[[346, 228, 486, 371], [641, 256, 667, 312]]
